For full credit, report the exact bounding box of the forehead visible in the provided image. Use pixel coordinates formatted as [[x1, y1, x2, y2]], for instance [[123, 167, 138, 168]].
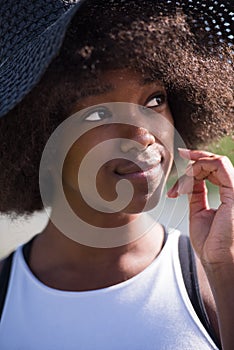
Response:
[[69, 68, 173, 126], [77, 69, 165, 100]]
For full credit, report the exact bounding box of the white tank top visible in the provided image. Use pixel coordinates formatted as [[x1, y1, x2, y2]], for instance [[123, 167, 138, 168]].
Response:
[[0, 230, 219, 350]]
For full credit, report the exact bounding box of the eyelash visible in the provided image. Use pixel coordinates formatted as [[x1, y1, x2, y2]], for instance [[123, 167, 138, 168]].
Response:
[[145, 93, 167, 108], [83, 93, 167, 121], [83, 107, 112, 122]]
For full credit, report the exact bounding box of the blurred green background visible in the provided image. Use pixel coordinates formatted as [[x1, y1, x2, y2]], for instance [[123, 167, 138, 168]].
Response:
[[205, 135, 234, 192], [207, 136, 234, 164]]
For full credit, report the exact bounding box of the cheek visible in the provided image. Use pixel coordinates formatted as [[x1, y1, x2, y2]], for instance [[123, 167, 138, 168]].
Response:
[[160, 121, 175, 157], [62, 132, 116, 190], [150, 110, 174, 148], [63, 128, 103, 168], [62, 138, 91, 189]]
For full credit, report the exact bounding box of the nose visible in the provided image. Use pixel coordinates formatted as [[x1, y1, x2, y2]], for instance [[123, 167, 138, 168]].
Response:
[[120, 126, 156, 153]]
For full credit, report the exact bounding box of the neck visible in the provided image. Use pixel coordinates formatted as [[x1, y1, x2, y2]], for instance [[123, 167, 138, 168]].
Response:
[[28, 215, 165, 291]]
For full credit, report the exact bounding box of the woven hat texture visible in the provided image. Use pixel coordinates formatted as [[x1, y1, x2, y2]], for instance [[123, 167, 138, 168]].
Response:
[[0, 0, 82, 118], [0, 0, 233, 118]]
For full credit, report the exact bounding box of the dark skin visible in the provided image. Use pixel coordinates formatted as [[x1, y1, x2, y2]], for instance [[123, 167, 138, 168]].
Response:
[[30, 69, 172, 288], [1, 69, 234, 348]]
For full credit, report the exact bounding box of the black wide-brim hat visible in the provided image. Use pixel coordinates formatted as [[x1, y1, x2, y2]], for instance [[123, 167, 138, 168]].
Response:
[[0, 0, 233, 118]]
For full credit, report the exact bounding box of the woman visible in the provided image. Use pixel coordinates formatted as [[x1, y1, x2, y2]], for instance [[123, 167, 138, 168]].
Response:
[[0, 0, 233, 348]]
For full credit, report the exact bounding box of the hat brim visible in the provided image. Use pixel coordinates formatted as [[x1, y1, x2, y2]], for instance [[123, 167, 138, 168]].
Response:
[[0, 2, 82, 118], [1, 0, 233, 118]]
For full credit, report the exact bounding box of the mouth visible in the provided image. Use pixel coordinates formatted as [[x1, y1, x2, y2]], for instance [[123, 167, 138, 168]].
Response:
[[114, 158, 162, 179]]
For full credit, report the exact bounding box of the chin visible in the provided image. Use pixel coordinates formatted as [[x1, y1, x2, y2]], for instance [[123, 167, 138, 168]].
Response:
[[121, 187, 163, 214]]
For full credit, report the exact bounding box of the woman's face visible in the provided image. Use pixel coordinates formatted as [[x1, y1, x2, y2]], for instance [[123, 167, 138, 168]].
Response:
[[61, 69, 174, 215]]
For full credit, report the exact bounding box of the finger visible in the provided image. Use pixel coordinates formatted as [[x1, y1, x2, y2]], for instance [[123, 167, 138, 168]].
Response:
[[178, 148, 217, 161], [167, 179, 180, 198], [185, 159, 219, 182], [167, 175, 209, 212], [185, 156, 234, 187], [167, 174, 195, 196], [188, 180, 210, 215]]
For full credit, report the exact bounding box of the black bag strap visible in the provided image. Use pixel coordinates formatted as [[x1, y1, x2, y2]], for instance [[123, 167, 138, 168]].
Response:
[[0, 252, 14, 321], [179, 234, 221, 349]]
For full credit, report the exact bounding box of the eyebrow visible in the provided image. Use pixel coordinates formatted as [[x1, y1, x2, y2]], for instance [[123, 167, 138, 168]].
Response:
[[79, 84, 114, 98], [141, 76, 160, 85], [77, 77, 162, 99]]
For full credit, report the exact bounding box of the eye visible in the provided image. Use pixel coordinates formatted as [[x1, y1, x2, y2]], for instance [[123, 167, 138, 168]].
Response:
[[146, 93, 166, 108], [84, 107, 112, 121]]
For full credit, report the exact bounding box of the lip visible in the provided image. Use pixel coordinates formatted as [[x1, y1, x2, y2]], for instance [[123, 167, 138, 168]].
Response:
[[114, 160, 162, 179]]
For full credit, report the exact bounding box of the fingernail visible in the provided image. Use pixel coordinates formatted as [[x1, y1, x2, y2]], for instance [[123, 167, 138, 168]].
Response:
[[167, 188, 173, 196], [167, 186, 178, 197], [185, 164, 193, 175], [178, 148, 190, 153], [177, 178, 187, 195], [166, 190, 178, 198]]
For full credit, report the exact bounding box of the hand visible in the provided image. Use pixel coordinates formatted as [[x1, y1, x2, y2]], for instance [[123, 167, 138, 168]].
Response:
[[167, 148, 234, 268]]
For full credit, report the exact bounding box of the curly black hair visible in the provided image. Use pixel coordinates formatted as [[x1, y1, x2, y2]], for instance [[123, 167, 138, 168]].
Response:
[[0, 0, 233, 215]]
